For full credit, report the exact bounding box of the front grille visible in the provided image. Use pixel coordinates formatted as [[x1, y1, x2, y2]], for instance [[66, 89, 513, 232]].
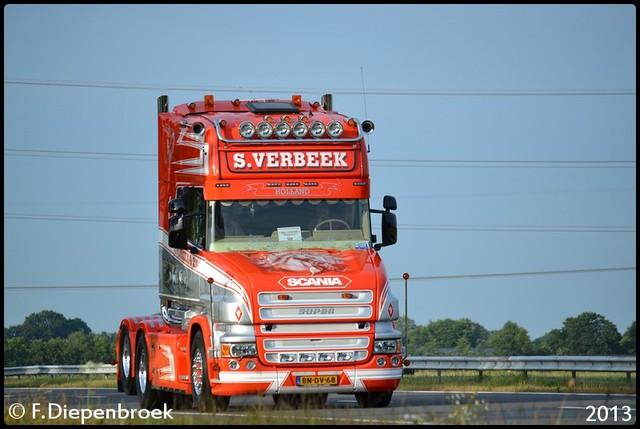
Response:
[[258, 290, 373, 321], [262, 337, 370, 364]]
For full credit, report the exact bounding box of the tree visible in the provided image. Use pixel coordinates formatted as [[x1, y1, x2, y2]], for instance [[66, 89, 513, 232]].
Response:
[[419, 318, 490, 355], [619, 321, 636, 355], [409, 325, 438, 356], [561, 312, 621, 355], [395, 316, 418, 354], [15, 310, 91, 341], [4, 336, 30, 367], [533, 328, 568, 355], [4, 310, 117, 365], [489, 321, 533, 356]]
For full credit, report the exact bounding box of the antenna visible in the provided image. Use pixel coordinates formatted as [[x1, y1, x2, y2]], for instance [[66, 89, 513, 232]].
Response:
[[360, 67, 371, 152]]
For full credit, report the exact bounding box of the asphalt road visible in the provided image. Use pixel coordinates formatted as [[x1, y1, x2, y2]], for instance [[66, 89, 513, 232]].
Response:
[[4, 388, 636, 425]]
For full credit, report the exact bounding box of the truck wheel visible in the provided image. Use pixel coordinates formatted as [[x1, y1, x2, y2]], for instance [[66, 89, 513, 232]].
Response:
[[118, 327, 136, 395], [355, 391, 393, 408], [190, 330, 230, 412], [135, 333, 162, 410]]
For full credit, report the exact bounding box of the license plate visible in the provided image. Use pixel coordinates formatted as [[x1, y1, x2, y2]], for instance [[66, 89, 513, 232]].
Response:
[[296, 375, 338, 386]]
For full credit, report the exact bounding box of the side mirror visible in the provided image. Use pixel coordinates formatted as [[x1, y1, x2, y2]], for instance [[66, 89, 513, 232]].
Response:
[[168, 198, 185, 214], [372, 195, 398, 250], [383, 195, 397, 211], [380, 211, 397, 248], [168, 215, 187, 249]]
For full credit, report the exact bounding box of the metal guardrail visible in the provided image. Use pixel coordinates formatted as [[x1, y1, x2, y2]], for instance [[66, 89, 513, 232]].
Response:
[[403, 355, 636, 383], [405, 355, 636, 372], [4, 364, 115, 377], [4, 356, 636, 380]]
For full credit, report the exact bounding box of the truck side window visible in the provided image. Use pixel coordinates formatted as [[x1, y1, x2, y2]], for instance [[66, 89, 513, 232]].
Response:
[[179, 187, 205, 248]]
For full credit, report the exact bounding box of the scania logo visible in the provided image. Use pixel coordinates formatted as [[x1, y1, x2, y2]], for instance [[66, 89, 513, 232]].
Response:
[[278, 275, 351, 288]]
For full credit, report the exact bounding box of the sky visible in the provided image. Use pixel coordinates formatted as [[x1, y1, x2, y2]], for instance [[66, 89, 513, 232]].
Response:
[[4, 4, 636, 340]]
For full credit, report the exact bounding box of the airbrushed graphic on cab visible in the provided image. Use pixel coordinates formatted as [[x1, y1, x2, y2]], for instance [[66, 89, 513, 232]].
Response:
[[245, 250, 354, 288], [246, 250, 350, 273]]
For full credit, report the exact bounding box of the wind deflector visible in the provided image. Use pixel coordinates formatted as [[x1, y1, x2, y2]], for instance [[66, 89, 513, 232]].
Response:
[[246, 101, 300, 114]]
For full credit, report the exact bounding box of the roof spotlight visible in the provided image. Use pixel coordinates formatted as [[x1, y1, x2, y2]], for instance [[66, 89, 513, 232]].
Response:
[[361, 120, 375, 134]]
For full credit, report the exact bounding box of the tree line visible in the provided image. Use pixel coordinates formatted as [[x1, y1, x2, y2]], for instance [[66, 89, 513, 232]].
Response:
[[3, 310, 636, 367]]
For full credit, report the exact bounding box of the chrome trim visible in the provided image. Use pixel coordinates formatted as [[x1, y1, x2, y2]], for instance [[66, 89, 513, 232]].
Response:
[[259, 305, 372, 320], [258, 291, 373, 305], [263, 337, 369, 350]]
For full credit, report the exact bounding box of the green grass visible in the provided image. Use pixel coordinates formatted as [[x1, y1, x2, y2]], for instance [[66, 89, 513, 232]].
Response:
[[4, 372, 635, 425]]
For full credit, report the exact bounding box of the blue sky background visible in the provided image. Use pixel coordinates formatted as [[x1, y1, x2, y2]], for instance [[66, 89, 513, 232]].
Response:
[[4, 4, 636, 339]]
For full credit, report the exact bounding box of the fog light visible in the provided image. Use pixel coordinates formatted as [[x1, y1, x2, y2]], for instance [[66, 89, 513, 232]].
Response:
[[391, 356, 401, 367], [280, 354, 296, 363], [337, 352, 353, 362], [229, 360, 240, 371], [299, 353, 315, 362], [318, 353, 334, 362], [376, 357, 386, 367], [246, 360, 256, 370]]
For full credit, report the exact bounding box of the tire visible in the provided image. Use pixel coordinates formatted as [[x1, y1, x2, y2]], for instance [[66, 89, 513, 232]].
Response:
[[190, 330, 230, 412], [118, 327, 136, 395], [355, 391, 393, 408], [135, 333, 162, 410]]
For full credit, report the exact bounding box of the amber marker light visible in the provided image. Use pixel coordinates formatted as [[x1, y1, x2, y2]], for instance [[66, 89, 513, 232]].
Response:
[[292, 94, 302, 106], [204, 94, 214, 109], [277, 294, 291, 301]]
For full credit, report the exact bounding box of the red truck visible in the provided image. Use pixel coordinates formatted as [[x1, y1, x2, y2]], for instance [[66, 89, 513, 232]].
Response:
[[115, 93, 401, 411]]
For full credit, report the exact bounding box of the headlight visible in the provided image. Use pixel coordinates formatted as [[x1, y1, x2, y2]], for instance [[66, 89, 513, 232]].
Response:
[[327, 120, 343, 138], [310, 121, 326, 138], [274, 121, 291, 138], [221, 343, 258, 357], [257, 121, 274, 139], [292, 121, 308, 138], [239, 121, 256, 139], [373, 339, 401, 354]]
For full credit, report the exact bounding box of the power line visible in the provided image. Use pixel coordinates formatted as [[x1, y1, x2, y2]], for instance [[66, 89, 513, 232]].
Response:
[[4, 213, 635, 233], [4, 78, 636, 96], [388, 266, 636, 283], [4, 284, 157, 291], [4, 148, 635, 169], [4, 213, 155, 224], [370, 160, 636, 169], [400, 224, 636, 233], [5, 266, 635, 291], [4, 148, 155, 161]]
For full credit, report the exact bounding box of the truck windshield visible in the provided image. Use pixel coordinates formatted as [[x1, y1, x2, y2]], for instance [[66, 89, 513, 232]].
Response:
[[207, 198, 372, 252]]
